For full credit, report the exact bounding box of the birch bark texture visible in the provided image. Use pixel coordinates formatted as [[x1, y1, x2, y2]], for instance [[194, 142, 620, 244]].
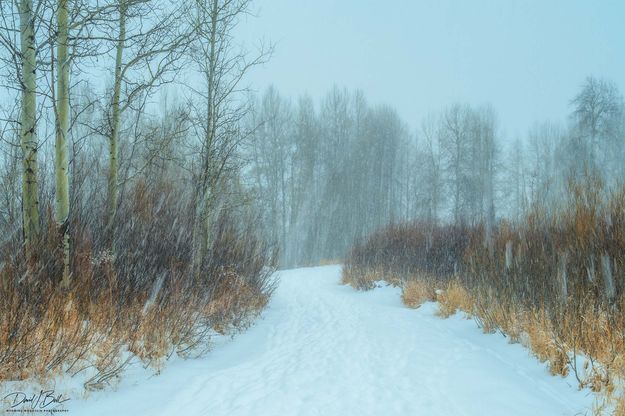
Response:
[[107, 0, 126, 238], [19, 0, 40, 256], [55, 0, 71, 287]]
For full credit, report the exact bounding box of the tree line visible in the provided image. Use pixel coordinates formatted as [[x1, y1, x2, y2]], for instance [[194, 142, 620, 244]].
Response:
[[1, 0, 623, 274], [246, 77, 624, 267], [340, 78, 625, 410], [0, 0, 273, 286]]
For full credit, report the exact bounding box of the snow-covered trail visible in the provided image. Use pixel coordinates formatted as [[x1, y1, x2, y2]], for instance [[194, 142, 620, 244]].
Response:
[[73, 265, 593, 415]]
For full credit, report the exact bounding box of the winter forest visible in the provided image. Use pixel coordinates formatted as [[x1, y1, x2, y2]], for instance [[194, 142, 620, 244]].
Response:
[[1, 0, 625, 415], [248, 78, 625, 266]]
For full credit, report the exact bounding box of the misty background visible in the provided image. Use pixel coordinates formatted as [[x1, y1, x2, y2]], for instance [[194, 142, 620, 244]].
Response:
[[239, 0, 625, 137], [1, 0, 624, 269]]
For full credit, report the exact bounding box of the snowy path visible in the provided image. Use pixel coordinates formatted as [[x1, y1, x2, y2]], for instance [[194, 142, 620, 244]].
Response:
[[72, 265, 593, 415]]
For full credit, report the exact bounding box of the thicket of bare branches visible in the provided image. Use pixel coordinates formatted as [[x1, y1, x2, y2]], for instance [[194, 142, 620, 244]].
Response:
[[344, 178, 625, 410], [0, 0, 276, 388], [340, 77, 625, 413], [248, 77, 625, 269]]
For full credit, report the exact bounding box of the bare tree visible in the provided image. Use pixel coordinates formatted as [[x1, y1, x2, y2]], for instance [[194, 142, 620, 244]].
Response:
[[416, 114, 444, 224], [474, 106, 498, 255], [55, 0, 71, 286], [189, 0, 271, 273], [105, 0, 192, 244], [527, 121, 561, 211], [14, 0, 42, 259], [570, 76, 623, 174], [439, 104, 472, 225]]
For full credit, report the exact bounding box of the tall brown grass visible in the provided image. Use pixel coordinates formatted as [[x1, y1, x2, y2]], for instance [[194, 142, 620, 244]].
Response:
[[0, 179, 276, 390], [344, 179, 625, 413], [401, 277, 437, 309]]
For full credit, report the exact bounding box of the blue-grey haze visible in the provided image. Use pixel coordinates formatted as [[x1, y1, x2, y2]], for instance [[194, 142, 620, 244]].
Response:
[[239, 0, 625, 140]]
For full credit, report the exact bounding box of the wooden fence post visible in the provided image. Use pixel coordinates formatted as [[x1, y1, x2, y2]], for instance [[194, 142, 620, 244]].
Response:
[[601, 252, 616, 304], [505, 240, 513, 271], [558, 250, 568, 303]]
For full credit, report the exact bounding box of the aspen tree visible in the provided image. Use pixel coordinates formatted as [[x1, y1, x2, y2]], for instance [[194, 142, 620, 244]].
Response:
[[104, 0, 190, 246], [56, 0, 71, 287], [106, 0, 125, 237], [19, 0, 40, 258], [190, 0, 270, 273]]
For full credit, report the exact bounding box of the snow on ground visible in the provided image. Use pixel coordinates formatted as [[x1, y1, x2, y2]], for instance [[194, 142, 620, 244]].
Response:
[[50, 265, 594, 415]]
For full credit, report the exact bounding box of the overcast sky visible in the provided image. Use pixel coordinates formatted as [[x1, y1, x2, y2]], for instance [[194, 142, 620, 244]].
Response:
[[238, 0, 625, 141]]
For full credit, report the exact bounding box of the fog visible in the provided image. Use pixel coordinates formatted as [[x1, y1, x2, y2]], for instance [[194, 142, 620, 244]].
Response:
[[3, 1, 625, 411], [1, 0, 625, 269], [240, 0, 625, 137]]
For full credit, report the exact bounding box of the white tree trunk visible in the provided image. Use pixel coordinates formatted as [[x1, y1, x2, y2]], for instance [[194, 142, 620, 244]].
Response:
[[107, 0, 126, 241], [601, 253, 615, 304], [19, 0, 40, 259], [56, 0, 71, 287]]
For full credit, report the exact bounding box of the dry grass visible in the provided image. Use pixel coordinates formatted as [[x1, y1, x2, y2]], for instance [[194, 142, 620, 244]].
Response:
[[401, 277, 437, 308], [340, 265, 360, 287], [346, 277, 625, 415], [319, 259, 342, 266], [344, 178, 625, 413], [614, 396, 625, 416], [436, 280, 474, 318], [0, 273, 269, 388], [343, 183, 625, 413], [346, 267, 595, 383], [340, 266, 398, 290], [345, 263, 625, 413], [0, 180, 276, 390], [524, 310, 570, 377]]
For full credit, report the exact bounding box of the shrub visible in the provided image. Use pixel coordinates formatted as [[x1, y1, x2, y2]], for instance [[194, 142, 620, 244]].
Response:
[[401, 276, 437, 309], [436, 280, 473, 318], [344, 179, 625, 410], [0, 179, 276, 388]]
